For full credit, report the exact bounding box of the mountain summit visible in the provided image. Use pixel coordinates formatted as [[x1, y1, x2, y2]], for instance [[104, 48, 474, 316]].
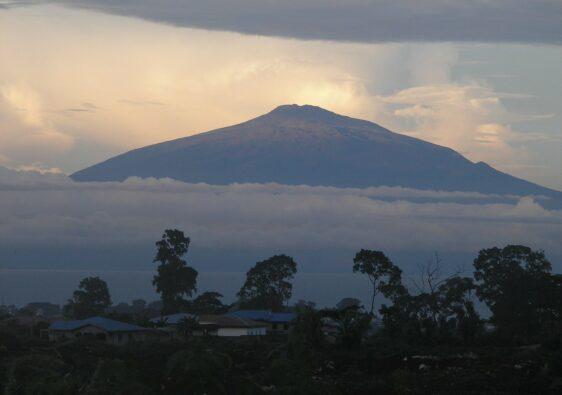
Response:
[[71, 105, 561, 199]]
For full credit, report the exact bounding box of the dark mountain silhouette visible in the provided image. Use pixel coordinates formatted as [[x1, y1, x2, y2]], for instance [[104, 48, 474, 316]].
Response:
[[71, 104, 561, 200]]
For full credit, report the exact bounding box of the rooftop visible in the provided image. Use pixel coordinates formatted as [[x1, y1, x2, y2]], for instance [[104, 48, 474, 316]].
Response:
[[199, 314, 266, 328], [49, 316, 149, 332], [226, 310, 296, 323], [149, 313, 196, 325]]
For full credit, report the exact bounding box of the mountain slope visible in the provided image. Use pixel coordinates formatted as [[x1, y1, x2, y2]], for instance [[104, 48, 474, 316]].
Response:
[[71, 104, 561, 199]]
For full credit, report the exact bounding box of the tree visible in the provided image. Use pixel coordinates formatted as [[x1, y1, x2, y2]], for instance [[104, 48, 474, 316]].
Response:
[[20, 302, 61, 317], [291, 305, 324, 349], [377, 254, 481, 344], [322, 303, 371, 348], [335, 308, 372, 348], [64, 277, 112, 319], [353, 249, 402, 315], [336, 298, 362, 311], [190, 291, 227, 314], [176, 316, 200, 339], [294, 299, 316, 310], [238, 254, 297, 311], [473, 244, 556, 339], [152, 229, 198, 314], [4, 355, 73, 394], [434, 276, 481, 343], [131, 299, 147, 313]]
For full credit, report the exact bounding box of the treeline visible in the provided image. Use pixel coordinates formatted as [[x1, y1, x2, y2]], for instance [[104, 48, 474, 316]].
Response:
[[61, 229, 562, 346], [295, 245, 562, 347], [361, 245, 562, 344], [62, 229, 299, 321], [3, 230, 562, 393]]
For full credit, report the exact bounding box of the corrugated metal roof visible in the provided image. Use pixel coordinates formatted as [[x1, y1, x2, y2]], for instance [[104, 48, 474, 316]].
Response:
[[199, 314, 266, 328], [226, 310, 296, 323], [49, 316, 148, 332]]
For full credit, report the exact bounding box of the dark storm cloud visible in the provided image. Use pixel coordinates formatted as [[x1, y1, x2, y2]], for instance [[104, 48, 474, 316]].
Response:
[[31, 0, 562, 44]]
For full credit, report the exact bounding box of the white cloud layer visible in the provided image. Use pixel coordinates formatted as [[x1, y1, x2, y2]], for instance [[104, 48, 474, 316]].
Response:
[[1, 169, 561, 256]]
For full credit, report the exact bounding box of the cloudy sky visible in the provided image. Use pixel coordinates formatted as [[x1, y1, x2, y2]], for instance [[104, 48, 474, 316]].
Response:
[[1, 0, 562, 292], [1, 0, 561, 189]]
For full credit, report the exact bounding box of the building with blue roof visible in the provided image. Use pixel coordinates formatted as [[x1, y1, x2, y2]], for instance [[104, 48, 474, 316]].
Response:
[[48, 316, 164, 345], [149, 313, 197, 325], [226, 310, 296, 334]]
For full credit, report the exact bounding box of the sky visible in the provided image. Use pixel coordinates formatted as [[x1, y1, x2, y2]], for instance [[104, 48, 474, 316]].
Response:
[[1, 1, 562, 306], [0, 1, 561, 190]]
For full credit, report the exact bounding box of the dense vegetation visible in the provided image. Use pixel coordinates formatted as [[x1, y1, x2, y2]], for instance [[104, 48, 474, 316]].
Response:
[[2, 230, 562, 393]]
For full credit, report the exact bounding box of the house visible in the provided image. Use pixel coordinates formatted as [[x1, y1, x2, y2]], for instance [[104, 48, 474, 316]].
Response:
[[149, 313, 198, 340], [226, 310, 296, 334], [195, 315, 267, 337], [149, 312, 196, 325], [48, 316, 164, 345]]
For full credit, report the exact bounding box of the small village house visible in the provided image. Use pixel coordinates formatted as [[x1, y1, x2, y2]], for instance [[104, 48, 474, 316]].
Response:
[[195, 315, 267, 337], [48, 316, 164, 345], [226, 310, 295, 334], [149, 312, 197, 339]]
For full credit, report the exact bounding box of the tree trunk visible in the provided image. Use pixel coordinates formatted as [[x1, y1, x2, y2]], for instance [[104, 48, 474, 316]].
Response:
[[370, 284, 376, 315]]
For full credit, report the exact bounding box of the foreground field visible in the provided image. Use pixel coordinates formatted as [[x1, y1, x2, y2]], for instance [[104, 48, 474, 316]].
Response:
[[2, 328, 562, 394]]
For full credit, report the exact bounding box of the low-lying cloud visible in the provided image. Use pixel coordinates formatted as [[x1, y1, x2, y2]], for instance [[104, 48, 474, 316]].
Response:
[[1, 169, 561, 257]]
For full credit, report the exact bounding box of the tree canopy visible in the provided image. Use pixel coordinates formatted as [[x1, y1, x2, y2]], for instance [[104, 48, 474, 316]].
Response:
[[64, 276, 112, 319], [473, 244, 559, 338], [152, 229, 198, 314], [190, 291, 227, 315], [238, 254, 297, 311], [353, 249, 402, 314]]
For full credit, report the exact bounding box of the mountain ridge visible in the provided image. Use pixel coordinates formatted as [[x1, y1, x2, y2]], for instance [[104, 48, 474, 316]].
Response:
[[71, 105, 561, 202]]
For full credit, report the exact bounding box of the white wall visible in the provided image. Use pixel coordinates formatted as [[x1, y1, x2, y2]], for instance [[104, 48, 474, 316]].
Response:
[[217, 327, 266, 337]]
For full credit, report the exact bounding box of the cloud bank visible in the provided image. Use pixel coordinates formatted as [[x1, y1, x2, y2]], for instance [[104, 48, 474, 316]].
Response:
[[1, 169, 561, 259], [33, 0, 562, 45]]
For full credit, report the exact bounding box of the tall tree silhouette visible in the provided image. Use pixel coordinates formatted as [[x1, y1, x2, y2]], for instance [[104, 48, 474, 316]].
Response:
[[353, 249, 402, 315], [153, 229, 198, 314], [238, 255, 297, 311], [474, 244, 557, 338], [64, 276, 112, 319]]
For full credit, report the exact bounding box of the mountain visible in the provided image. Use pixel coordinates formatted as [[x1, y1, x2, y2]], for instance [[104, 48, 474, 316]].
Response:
[[71, 104, 561, 200]]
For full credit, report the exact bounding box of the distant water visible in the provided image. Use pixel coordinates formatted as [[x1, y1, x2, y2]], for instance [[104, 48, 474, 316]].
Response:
[[0, 269, 373, 308]]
